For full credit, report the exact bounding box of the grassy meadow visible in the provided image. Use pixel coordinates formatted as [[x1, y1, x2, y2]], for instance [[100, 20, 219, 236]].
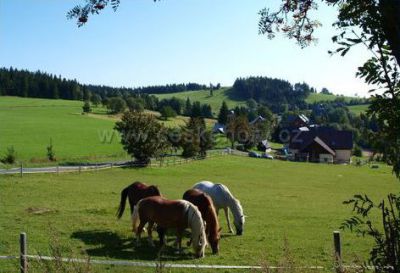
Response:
[[1, 156, 398, 272], [0, 96, 126, 165], [0, 97, 217, 166], [155, 88, 246, 114], [305, 93, 356, 104], [347, 104, 370, 115]]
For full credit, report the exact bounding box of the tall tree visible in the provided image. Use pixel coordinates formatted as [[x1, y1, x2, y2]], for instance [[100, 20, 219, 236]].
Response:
[[217, 101, 229, 125], [115, 111, 170, 165]]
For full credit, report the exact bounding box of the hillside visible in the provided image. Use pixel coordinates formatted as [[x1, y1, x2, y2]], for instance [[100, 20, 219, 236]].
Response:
[[305, 93, 358, 103], [156, 88, 246, 114], [0, 97, 215, 165]]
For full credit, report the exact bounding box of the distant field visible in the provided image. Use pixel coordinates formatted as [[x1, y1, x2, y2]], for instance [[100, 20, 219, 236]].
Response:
[[155, 88, 246, 115], [305, 93, 357, 104], [0, 156, 398, 272], [347, 104, 370, 115], [0, 97, 217, 165], [0, 97, 126, 165]]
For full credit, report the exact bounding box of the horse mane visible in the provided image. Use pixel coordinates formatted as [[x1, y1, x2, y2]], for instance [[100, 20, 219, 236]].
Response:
[[182, 200, 207, 257], [229, 198, 244, 225], [147, 185, 161, 196], [204, 195, 219, 240]]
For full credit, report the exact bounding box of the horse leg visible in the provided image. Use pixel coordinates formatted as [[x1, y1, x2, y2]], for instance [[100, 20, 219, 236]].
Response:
[[135, 221, 146, 246], [157, 226, 166, 246], [224, 207, 234, 233], [174, 228, 183, 254], [147, 221, 155, 247]]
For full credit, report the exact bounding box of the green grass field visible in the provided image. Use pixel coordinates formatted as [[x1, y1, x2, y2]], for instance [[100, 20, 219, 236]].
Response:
[[0, 96, 127, 165], [1, 156, 398, 272], [0, 97, 217, 166], [305, 93, 356, 104], [347, 104, 370, 115], [155, 88, 246, 115]]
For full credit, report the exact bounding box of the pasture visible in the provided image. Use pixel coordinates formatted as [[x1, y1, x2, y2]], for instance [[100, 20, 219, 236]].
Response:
[[155, 88, 246, 114], [305, 93, 356, 104], [347, 104, 370, 115], [0, 97, 215, 166], [1, 156, 398, 272], [0, 97, 125, 165]]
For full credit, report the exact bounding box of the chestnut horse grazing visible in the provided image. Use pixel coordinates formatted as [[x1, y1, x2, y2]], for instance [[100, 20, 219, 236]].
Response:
[[132, 196, 207, 258], [183, 189, 220, 254], [193, 181, 245, 235], [116, 181, 161, 219]]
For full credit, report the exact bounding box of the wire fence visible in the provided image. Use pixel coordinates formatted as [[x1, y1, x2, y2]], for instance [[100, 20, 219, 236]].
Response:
[[0, 149, 231, 176], [1, 232, 349, 273]]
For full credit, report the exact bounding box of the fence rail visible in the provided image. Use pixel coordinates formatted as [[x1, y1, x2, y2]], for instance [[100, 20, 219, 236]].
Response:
[[0, 150, 230, 176], [0, 232, 352, 272]]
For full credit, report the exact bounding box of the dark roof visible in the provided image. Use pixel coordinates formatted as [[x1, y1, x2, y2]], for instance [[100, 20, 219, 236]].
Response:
[[289, 127, 353, 150], [250, 116, 266, 125], [300, 136, 336, 155], [286, 114, 310, 125]]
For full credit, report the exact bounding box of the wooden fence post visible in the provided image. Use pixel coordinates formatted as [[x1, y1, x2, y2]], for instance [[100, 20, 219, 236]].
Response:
[[56, 165, 59, 175], [79, 165, 81, 174], [20, 163, 23, 178], [333, 231, 342, 273], [20, 232, 27, 273]]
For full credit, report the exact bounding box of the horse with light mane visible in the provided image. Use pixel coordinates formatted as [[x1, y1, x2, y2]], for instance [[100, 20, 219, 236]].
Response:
[[183, 189, 221, 254], [116, 181, 161, 219], [132, 196, 207, 258], [193, 181, 245, 235]]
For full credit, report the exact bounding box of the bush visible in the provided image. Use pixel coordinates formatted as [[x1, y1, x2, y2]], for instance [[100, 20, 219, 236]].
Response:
[[342, 194, 400, 273], [82, 101, 91, 113], [47, 139, 56, 161], [107, 97, 126, 114], [160, 106, 177, 120], [126, 97, 144, 112], [1, 146, 16, 164], [353, 145, 362, 157]]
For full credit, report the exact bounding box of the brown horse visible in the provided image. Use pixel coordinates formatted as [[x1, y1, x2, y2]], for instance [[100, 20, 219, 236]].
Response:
[[183, 189, 221, 254], [116, 181, 161, 219], [132, 196, 207, 258]]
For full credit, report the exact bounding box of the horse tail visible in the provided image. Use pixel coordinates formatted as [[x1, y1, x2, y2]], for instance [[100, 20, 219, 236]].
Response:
[[116, 186, 130, 219], [131, 200, 141, 233]]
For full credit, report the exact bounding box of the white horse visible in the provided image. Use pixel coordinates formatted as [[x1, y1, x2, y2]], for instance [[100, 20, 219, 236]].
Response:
[[193, 181, 245, 235]]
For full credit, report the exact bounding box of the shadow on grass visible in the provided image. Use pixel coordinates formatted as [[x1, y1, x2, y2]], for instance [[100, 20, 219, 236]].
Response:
[[70, 229, 196, 261]]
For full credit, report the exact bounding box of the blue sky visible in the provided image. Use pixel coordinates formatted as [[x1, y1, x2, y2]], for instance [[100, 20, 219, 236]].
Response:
[[0, 0, 372, 96]]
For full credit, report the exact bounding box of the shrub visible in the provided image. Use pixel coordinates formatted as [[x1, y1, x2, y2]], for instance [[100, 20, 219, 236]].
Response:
[[107, 97, 126, 114], [353, 145, 362, 157], [342, 194, 400, 273], [1, 146, 16, 164], [82, 101, 91, 113], [160, 106, 177, 120], [47, 139, 56, 161]]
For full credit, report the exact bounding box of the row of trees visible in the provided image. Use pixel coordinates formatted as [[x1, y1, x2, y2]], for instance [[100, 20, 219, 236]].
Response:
[[231, 77, 311, 113], [0, 67, 217, 100]]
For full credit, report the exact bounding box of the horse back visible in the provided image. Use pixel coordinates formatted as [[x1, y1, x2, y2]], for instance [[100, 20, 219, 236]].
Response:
[[138, 196, 188, 228]]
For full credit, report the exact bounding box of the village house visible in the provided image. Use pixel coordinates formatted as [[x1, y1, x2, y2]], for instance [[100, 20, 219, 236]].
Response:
[[289, 127, 353, 164]]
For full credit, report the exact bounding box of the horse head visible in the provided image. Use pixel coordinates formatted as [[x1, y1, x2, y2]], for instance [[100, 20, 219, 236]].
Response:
[[209, 227, 221, 254], [232, 199, 245, 235]]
